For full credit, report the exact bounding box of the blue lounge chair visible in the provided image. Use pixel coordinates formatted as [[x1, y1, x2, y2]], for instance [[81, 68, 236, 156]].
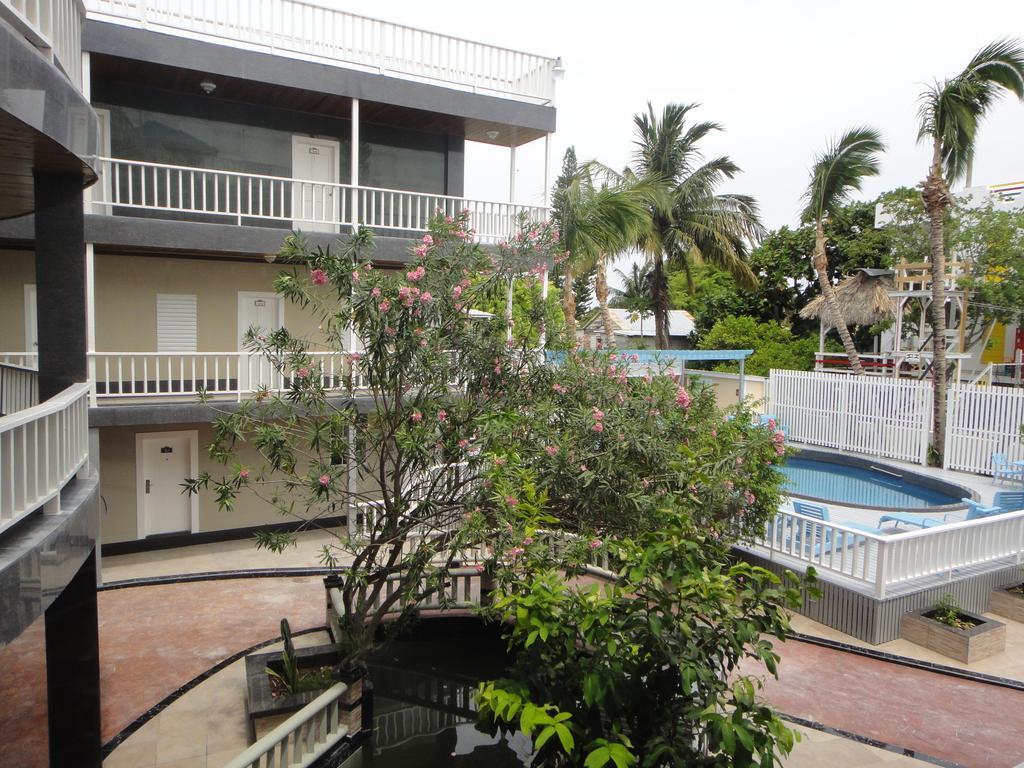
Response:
[[877, 512, 944, 529], [994, 491, 1024, 511], [992, 453, 1024, 485], [782, 501, 882, 556]]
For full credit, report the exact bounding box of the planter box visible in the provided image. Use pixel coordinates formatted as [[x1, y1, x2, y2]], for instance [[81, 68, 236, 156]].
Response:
[[900, 607, 1005, 664], [990, 585, 1024, 624], [245, 643, 340, 739]]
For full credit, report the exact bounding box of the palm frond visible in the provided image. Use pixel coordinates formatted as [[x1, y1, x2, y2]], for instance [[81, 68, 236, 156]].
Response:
[[917, 38, 1024, 183], [801, 126, 885, 224]]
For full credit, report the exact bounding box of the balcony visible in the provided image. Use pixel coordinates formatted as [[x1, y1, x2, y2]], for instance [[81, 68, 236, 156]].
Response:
[[91, 157, 549, 244], [1, 0, 84, 88], [85, 0, 559, 104], [0, 381, 90, 534]]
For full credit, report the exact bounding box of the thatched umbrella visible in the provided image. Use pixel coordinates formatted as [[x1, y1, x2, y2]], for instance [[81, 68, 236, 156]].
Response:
[[800, 268, 896, 329]]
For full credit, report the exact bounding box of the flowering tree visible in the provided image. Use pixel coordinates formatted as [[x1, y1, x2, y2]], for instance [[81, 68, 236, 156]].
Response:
[[480, 350, 786, 539], [186, 212, 560, 663]]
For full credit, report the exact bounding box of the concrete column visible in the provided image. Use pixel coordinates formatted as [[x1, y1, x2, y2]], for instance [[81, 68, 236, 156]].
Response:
[[45, 550, 101, 768], [34, 172, 87, 401]]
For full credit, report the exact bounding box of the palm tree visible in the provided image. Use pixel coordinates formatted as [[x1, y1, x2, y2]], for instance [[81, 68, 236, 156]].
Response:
[[801, 127, 886, 375], [610, 262, 655, 314], [628, 103, 764, 349], [917, 39, 1024, 463], [556, 168, 650, 345]]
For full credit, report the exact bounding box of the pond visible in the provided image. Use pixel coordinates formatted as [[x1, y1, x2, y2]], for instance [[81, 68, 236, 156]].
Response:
[[340, 617, 531, 767]]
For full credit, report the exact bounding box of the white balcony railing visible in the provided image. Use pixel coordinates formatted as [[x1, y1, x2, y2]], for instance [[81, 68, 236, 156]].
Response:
[[748, 508, 1024, 598], [92, 157, 548, 244], [0, 382, 90, 535], [86, 0, 557, 103], [1, 0, 84, 88], [88, 351, 364, 405], [0, 363, 39, 416], [222, 681, 351, 768]]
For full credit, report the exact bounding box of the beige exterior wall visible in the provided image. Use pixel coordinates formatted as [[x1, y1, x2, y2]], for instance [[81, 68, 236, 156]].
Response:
[[99, 422, 380, 543], [94, 254, 324, 351], [0, 250, 35, 352], [687, 371, 768, 412]]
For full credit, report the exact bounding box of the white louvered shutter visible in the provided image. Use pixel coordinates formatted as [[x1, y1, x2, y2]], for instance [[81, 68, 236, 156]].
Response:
[[157, 294, 198, 352]]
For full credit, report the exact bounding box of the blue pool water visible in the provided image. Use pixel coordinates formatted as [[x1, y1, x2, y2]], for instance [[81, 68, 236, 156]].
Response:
[[779, 456, 961, 509]]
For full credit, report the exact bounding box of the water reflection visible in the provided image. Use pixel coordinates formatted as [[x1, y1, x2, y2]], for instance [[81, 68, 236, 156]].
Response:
[[353, 618, 531, 767]]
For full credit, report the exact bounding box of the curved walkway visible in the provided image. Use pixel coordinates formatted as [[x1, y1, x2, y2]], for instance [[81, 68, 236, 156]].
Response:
[[87, 571, 1024, 768]]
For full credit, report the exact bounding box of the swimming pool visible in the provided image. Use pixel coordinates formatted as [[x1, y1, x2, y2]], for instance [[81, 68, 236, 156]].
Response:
[[778, 450, 971, 511]]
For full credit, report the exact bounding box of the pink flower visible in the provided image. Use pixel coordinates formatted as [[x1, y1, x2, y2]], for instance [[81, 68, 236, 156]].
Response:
[[407, 265, 426, 282], [437, 409, 447, 423], [318, 474, 330, 487], [589, 539, 603, 550], [767, 418, 777, 430], [592, 422, 604, 433], [675, 387, 691, 409], [505, 496, 519, 507], [743, 490, 756, 506], [523, 536, 534, 546], [458, 438, 469, 448], [379, 300, 391, 312], [494, 457, 506, 467], [421, 234, 434, 246], [310, 268, 328, 285], [420, 291, 432, 303], [420, 338, 428, 347], [580, 464, 588, 472], [351, 270, 360, 282], [773, 430, 785, 444], [474, 563, 485, 574], [591, 407, 605, 421], [544, 445, 559, 457], [507, 547, 525, 558], [239, 469, 250, 480], [371, 286, 381, 297], [552, 383, 567, 394], [297, 367, 311, 379], [453, 285, 463, 299], [385, 326, 396, 337], [411, 410, 423, 423], [413, 244, 428, 258], [775, 444, 786, 456]]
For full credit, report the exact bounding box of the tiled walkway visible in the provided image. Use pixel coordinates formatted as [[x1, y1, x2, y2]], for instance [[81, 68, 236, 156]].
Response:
[[88, 569, 1024, 768]]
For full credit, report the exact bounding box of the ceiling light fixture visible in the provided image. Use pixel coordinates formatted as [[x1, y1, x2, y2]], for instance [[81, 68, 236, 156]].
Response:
[[199, 80, 217, 95], [485, 129, 500, 141]]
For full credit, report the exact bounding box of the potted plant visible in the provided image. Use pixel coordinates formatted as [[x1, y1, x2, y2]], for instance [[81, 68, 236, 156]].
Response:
[[990, 576, 1024, 623], [245, 618, 340, 738], [900, 594, 1006, 663]]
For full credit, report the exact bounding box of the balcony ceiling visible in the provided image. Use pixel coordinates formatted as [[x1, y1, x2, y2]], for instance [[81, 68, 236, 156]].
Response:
[[0, 110, 97, 219], [90, 54, 546, 147]]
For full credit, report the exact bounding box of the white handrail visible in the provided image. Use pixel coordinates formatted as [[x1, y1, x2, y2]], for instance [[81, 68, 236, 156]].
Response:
[[88, 351, 363, 404], [0, 382, 90, 534], [0, 363, 39, 416], [92, 157, 548, 243], [221, 681, 350, 768], [750, 508, 1024, 598], [85, 0, 557, 103], [1, 0, 84, 88]]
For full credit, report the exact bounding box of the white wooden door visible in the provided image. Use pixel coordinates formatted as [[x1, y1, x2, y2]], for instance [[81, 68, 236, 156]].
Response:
[[24, 284, 37, 364], [238, 292, 283, 391], [140, 433, 193, 536], [292, 136, 340, 233]]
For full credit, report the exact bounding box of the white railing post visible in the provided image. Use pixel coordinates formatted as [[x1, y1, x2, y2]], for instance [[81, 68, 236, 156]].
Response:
[[874, 540, 887, 599]]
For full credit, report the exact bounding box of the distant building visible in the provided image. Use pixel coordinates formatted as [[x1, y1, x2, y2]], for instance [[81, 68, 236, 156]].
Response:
[[579, 308, 695, 350]]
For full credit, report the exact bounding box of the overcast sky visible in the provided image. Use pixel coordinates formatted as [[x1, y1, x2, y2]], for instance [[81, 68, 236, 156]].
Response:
[[334, 0, 1024, 234]]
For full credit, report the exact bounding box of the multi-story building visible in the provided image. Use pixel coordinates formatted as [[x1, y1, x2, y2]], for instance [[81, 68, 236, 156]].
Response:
[[0, 1, 559, 567]]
